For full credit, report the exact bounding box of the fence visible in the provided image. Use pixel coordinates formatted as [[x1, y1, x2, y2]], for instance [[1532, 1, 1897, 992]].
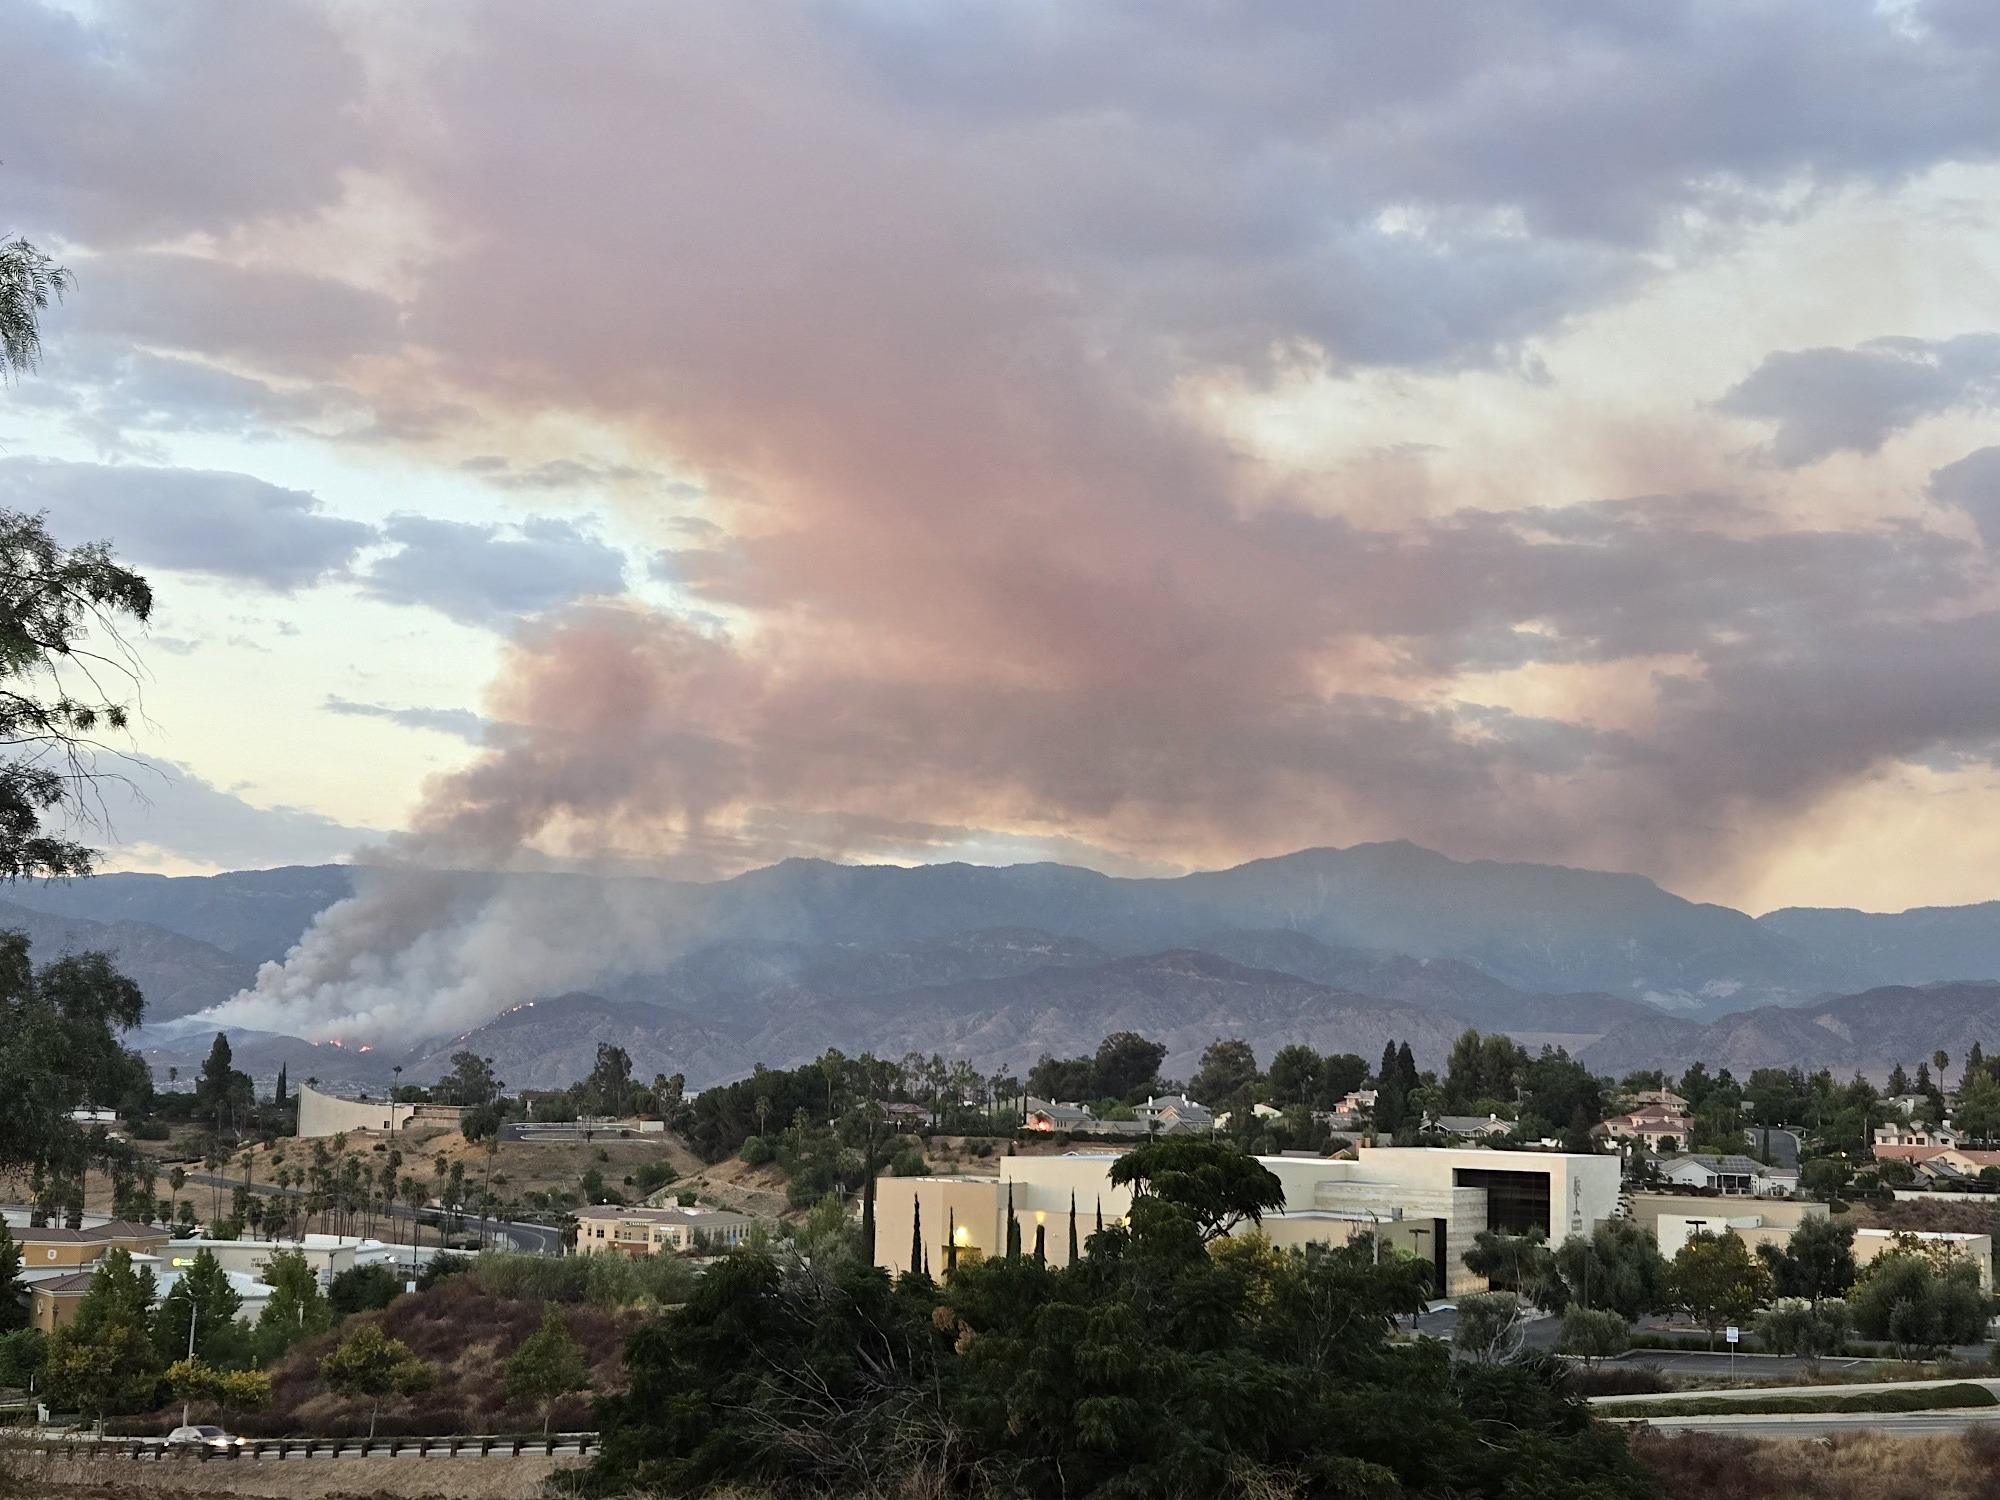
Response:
[[19, 1432, 599, 1460]]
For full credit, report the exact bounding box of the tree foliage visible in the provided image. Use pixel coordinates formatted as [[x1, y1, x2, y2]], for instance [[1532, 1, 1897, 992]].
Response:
[[1756, 1216, 1855, 1307], [586, 1138, 1648, 1500], [1667, 1232, 1772, 1345], [318, 1323, 434, 1438], [505, 1307, 588, 1434], [1108, 1135, 1285, 1242]]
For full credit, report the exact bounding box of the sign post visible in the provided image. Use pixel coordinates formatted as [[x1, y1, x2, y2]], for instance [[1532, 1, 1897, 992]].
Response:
[[1725, 1324, 1739, 1378]]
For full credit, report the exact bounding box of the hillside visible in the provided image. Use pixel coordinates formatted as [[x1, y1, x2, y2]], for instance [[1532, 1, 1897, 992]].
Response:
[[0, 897, 256, 1020], [1580, 981, 2000, 1080], [414, 949, 1468, 1088]]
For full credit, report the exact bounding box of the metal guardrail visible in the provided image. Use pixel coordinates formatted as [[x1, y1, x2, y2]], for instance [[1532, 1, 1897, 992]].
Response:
[[23, 1432, 599, 1460]]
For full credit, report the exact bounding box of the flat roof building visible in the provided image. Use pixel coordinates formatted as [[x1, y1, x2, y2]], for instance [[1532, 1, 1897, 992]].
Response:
[[575, 1204, 755, 1257], [873, 1146, 1621, 1297]]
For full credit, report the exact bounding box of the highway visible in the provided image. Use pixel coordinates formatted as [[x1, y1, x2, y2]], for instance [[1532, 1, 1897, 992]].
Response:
[[1593, 1376, 2000, 1408], [181, 1171, 562, 1255], [1612, 1409, 2000, 1440]]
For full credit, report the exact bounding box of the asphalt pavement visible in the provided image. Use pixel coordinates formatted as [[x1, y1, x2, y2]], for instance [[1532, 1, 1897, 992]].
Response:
[[181, 1171, 561, 1255], [1617, 1409, 2000, 1439]]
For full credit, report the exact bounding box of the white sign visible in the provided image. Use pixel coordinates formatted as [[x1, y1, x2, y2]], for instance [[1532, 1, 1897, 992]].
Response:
[[1725, 1326, 1739, 1344]]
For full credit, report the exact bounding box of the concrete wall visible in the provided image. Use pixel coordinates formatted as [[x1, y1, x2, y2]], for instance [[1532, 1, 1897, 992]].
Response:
[[296, 1083, 464, 1139]]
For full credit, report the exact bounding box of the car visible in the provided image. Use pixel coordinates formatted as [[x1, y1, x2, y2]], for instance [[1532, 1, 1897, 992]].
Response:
[[164, 1425, 242, 1454]]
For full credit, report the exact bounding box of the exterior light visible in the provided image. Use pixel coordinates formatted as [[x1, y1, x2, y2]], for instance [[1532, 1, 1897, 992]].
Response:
[[953, 1226, 971, 1246]]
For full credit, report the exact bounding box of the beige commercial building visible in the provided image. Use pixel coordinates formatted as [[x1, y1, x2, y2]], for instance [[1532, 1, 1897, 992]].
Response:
[[874, 1147, 1622, 1297], [575, 1203, 755, 1257], [9, 1220, 167, 1271]]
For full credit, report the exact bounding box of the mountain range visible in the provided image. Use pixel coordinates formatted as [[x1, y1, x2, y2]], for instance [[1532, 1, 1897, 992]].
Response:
[[11, 843, 2000, 1091]]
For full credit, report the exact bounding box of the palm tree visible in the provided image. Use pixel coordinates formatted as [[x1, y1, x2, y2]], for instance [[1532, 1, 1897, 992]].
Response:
[[1936, 1050, 1952, 1100]]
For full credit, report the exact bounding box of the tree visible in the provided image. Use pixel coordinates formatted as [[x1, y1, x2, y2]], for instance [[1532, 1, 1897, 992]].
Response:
[[1453, 1292, 1525, 1363], [153, 1249, 242, 1366], [166, 1356, 225, 1427], [443, 1052, 501, 1108], [1463, 1229, 1566, 1311], [0, 1224, 23, 1333], [506, 1307, 588, 1435], [1848, 1244, 1989, 1356], [253, 1248, 333, 1362], [1, 236, 72, 375], [1553, 1219, 1666, 1321], [1886, 1063, 1911, 1097], [1109, 1136, 1285, 1242], [1188, 1038, 1259, 1109], [1756, 1297, 1849, 1371], [1954, 1070, 2000, 1143], [1799, 1156, 1852, 1201], [0, 513, 153, 883], [1757, 1216, 1855, 1308], [194, 1033, 254, 1143], [1442, 1030, 1529, 1113], [1266, 1044, 1324, 1108], [319, 1323, 434, 1438], [1668, 1232, 1772, 1347], [0, 937, 147, 1212], [1091, 1032, 1167, 1102], [583, 1044, 635, 1117], [43, 1247, 160, 1431], [329, 1264, 402, 1316], [1557, 1305, 1629, 1369]]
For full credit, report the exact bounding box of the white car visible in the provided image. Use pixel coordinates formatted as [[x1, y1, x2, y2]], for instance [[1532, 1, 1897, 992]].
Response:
[[165, 1425, 242, 1454]]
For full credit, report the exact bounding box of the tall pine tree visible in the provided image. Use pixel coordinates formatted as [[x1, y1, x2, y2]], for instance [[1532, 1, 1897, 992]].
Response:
[[1068, 1191, 1079, 1263], [909, 1195, 923, 1277]]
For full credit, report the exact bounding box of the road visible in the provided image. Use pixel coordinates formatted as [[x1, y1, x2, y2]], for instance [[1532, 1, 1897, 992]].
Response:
[[1593, 1376, 2000, 1407], [1744, 1125, 1802, 1171], [1615, 1409, 2000, 1439], [182, 1172, 562, 1255]]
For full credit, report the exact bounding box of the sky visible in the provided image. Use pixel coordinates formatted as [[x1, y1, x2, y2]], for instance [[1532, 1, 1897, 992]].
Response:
[[8, 0, 2000, 916]]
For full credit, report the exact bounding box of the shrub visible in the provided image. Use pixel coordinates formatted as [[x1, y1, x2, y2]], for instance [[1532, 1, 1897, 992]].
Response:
[[329, 1264, 403, 1317], [418, 1253, 472, 1291], [740, 1135, 775, 1167], [1557, 1305, 1630, 1367]]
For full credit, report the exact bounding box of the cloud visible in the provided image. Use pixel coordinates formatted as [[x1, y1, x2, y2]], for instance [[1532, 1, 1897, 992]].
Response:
[[59, 753, 381, 873], [456, 455, 671, 493], [357, 514, 629, 627], [323, 695, 490, 744], [67, 252, 400, 373], [0, 458, 375, 590], [1716, 333, 2000, 466], [0, 1, 366, 247], [1931, 446, 2000, 547]]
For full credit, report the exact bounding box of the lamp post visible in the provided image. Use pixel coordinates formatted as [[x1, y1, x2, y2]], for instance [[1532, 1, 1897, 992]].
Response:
[[180, 1290, 200, 1425]]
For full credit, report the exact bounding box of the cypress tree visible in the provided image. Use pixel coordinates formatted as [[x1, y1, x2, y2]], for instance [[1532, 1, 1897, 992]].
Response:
[[1095, 1195, 1103, 1233], [910, 1195, 922, 1276], [1033, 1222, 1046, 1264], [946, 1207, 957, 1274], [274, 1062, 288, 1109], [1005, 1183, 1021, 1258], [1068, 1191, 1079, 1263]]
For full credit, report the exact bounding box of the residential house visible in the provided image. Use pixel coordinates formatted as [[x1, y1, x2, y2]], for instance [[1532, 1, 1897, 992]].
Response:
[[575, 1204, 755, 1257], [1630, 1090, 1690, 1112], [1136, 1094, 1214, 1134], [1024, 1099, 1095, 1133], [1874, 1118, 1959, 1151], [1659, 1153, 1795, 1197], [1596, 1104, 1695, 1153], [1214, 1103, 1283, 1130], [1432, 1114, 1512, 1142]]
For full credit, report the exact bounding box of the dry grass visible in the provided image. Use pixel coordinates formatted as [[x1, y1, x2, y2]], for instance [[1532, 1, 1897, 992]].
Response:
[[2, 1450, 578, 1500], [1632, 1427, 2000, 1500], [112, 1279, 643, 1441]]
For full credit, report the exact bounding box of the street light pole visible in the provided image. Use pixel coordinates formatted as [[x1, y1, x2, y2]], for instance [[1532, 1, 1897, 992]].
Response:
[[180, 1291, 200, 1425]]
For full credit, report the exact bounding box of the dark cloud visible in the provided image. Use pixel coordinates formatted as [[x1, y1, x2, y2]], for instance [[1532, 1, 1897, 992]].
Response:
[[1717, 334, 2000, 466], [323, 696, 490, 744], [67, 253, 400, 373], [0, 1, 366, 246], [456, 456, 676, 493], [54, 753, 380, 872], [1931, 446, 2000, 547], [358, 514, 629, 627], [0, 458, 374, 590]]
